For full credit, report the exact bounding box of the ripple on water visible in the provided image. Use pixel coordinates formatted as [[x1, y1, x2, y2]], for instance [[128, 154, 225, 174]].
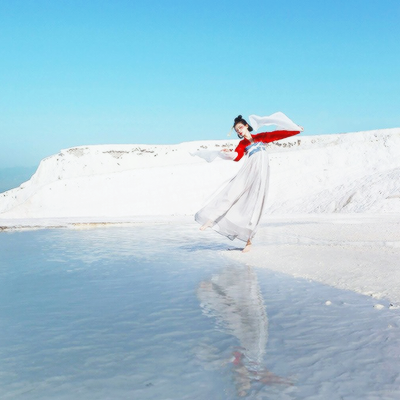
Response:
[[0, 223, 399, 400]]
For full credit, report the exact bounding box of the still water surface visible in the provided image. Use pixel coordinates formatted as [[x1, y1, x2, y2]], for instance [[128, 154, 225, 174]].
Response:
[[0, 223, 399, 399]]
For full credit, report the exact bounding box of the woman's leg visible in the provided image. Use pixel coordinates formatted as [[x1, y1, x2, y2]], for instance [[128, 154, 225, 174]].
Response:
[[200, 220, 214, 231]]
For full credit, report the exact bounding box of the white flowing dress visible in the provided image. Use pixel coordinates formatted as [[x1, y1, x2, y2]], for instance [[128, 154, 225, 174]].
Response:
[[194, 112, 302, 242], [195, 141, 270, 242]]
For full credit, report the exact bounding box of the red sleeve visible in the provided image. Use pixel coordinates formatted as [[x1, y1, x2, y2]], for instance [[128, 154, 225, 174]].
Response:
[[255, 130, 301, 143], [233, 130, 300, 161], [233, 140, 247, 161]]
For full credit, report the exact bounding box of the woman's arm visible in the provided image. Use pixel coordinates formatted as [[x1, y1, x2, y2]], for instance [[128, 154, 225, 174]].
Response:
[[232, 141, 246, 161], [256, 130, 301, 144]]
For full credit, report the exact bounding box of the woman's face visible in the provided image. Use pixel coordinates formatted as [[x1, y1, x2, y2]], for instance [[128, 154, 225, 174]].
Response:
[[234, 123, 250, 138]]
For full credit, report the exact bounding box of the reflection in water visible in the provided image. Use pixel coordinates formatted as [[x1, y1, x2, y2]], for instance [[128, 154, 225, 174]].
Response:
[[2, 227, 399, 399], [197, 265, 292, 397]]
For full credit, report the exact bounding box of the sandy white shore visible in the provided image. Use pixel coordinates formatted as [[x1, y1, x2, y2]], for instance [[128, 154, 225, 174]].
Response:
[[226, 213, 400, 307]]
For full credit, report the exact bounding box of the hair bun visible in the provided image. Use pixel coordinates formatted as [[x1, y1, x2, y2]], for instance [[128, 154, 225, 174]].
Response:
[[234, 115, 243, 124]]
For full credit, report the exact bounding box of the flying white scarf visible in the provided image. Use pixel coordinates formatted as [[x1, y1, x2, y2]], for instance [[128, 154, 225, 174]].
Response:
[[248, 111, 302, 132]]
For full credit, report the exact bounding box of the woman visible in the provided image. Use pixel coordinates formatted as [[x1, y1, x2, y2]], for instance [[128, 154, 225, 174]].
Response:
[[195, 112, 303, 252]]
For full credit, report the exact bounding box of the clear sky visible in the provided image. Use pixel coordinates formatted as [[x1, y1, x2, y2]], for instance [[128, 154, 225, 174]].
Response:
[[1, 0, 399, 168]]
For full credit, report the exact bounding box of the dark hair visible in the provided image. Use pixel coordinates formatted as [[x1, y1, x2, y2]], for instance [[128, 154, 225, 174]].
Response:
[[233, 115, 253, 138]]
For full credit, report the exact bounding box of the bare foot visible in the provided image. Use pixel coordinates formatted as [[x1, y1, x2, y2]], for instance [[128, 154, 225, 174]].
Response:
[[200, 220, 213, 231], [242, 245, 251, 253], [242, 240, 252, 253]]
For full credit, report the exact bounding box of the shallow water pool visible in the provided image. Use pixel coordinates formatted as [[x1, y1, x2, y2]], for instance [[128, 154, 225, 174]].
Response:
[[1, 223, 399, 399]]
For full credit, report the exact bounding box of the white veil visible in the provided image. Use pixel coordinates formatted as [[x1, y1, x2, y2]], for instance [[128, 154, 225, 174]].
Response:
[[190, 148, 237, 163], [249, 111, 303, 132]]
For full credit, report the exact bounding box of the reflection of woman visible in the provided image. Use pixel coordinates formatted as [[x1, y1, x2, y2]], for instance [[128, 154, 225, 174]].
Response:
[[195, 112, 303, 252], [197, 266, 268, 366], [197, 265, 292, 396]]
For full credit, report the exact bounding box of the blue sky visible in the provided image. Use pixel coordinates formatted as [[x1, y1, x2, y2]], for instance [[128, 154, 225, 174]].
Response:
[[1, 0, 399, 168]]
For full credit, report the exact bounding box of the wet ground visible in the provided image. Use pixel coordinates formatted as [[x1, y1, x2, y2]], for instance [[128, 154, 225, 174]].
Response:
[[1, 223, 399, 399]]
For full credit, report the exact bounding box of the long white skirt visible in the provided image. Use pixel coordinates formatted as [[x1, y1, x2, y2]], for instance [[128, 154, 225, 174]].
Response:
[[195, 149, 270, 242]]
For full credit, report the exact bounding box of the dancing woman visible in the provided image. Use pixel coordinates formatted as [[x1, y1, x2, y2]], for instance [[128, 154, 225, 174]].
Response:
[[195, 112, 303, 252]]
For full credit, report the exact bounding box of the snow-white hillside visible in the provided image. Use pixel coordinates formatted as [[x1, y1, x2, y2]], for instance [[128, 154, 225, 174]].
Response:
[[1, 128, 400, 220]]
